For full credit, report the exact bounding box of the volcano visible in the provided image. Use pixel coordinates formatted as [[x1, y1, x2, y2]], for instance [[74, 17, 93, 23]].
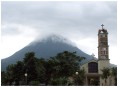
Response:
[[1, 35, 94, 71]]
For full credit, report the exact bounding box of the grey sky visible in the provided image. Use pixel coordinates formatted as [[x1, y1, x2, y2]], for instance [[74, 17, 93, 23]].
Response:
[[1, 1, 117, 64]]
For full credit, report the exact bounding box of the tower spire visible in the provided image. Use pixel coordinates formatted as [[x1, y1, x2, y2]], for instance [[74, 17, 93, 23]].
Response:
[[101, 24, 104, 29], [98, 25, 109, 60]]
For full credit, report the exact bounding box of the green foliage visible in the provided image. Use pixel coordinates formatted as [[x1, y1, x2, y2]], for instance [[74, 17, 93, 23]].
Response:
[[36, 58, 46, 83], [73, 68, 85, 85], [29, 80, 40, 86], [89, 78, 99, 86], [1, 51, 85, 86], [101, 67, 110, 79], [111, 67, 117, 77], [23, 52, 38, 83], [24, 52, 35, 63], [44, 51, 85, 85], [111, 67, 117, 86], [13, 61, 24, 85], [52, 51, 85, 77], [49, 77, 68, 86], [6, 64, 15, 85], [1, 71, 7, 86], [101, 67, 110, 85], [101, 67, 117, 86]]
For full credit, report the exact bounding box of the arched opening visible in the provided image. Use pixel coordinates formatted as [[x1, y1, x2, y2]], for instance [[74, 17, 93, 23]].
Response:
[[88, 62, 98, 73]]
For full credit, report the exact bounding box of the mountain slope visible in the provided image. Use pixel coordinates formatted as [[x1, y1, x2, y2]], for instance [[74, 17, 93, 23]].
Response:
[[1, 35, 93, 71]]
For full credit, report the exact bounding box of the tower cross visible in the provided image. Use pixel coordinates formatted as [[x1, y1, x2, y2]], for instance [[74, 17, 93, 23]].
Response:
[[101, 24, 104, 29]]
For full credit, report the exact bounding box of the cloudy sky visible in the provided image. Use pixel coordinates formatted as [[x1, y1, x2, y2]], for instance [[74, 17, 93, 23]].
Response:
[[1, 1, 117, 65]]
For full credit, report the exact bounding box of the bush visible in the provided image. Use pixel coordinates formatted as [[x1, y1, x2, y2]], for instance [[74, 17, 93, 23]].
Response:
[[49, 77, 68, 86], [29, 80, 40, 86]]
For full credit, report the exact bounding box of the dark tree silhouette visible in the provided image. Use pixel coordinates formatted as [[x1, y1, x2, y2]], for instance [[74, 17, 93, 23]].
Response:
[[101, 67, 110, 86]]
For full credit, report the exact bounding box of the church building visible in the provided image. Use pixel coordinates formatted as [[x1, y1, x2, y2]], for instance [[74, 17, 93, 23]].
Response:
[[80, 24, 116, 86]]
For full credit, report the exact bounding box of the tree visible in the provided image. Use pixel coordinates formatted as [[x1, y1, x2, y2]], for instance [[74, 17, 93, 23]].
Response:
[[49, 77, 68, 86], [111, 67, 117, 86], [13, 61, 24, 85], [45, 57, 59, 85], [101, 67, 110, 86], [45, 51, 85, 85], [54, 51, 85, 77], [73, 68, 85, 85], [6, 64, 15, 85], [2, 51, 85, 86], [1, 71, 7, 85], [23, 52, 38, 84], [36, 58, 46, 83]]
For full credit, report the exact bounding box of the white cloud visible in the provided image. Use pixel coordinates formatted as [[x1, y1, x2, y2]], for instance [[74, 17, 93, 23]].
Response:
[[1, 35, 34, 58]]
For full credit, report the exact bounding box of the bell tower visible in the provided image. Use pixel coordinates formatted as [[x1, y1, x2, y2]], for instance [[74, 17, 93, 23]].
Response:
[[98, 24, 109, 60], [98, 24, 110, 86]]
